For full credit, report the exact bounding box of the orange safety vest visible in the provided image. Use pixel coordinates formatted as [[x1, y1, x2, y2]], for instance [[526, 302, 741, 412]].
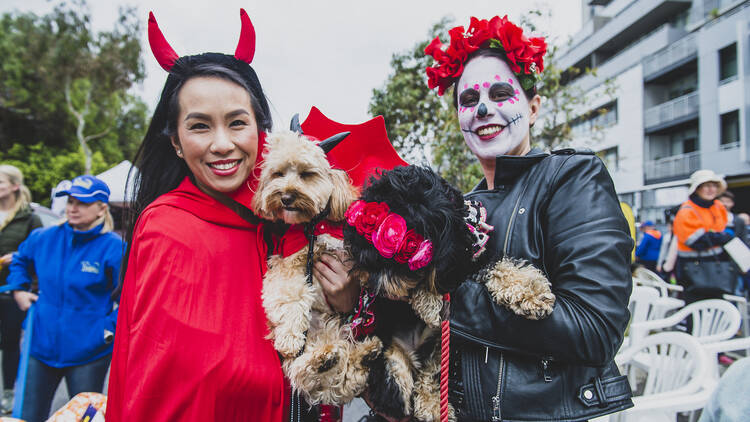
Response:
[[673, 199, 728, 256]]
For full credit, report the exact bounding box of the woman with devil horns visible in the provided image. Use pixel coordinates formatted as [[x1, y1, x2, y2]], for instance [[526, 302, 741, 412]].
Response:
[[107, 11, 357, 421], [370, 16, 635, 422]]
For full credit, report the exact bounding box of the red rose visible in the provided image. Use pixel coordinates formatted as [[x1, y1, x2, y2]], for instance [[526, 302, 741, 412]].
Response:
[[356, 202, 390, 241], [408, 239, 433, 271], [372, 213, 407, 258], [424, 36, 446, 60], [345, 200, 367, 227], [394, 230, 424, 264]]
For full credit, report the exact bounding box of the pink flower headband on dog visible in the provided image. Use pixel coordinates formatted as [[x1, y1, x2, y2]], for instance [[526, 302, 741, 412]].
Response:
[[345, 200, 433, 270]]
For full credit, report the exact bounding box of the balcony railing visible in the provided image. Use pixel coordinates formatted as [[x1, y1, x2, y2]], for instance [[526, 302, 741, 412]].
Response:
[[642, 33, 696, 80], [644, 91, 699, 131], [644, 151, 701, 183], [688, 0, 746, 25]]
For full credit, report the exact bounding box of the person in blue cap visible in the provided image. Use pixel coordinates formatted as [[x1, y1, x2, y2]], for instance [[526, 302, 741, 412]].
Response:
[[636, 220, 663, 273], [6, 174, 124, 422]]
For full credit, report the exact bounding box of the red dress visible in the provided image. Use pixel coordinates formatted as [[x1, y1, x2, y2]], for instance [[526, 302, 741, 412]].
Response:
[[107, 177, 286, 421]]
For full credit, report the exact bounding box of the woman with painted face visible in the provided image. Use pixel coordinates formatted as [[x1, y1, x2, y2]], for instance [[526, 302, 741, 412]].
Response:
[[6, 175, 123, 422], [422, 16, 634, 421], [106, 10, 357, 422], [0, 164, 42, 414]]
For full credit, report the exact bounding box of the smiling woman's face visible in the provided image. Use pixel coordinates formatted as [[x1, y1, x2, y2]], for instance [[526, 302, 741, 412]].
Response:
[[172, 76, 258, 195], [456, 56, 535, 161]]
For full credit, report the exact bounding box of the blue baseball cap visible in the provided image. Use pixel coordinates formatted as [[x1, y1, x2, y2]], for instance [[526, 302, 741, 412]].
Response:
[[640, 220, 655, 227], [54, 175, 110, 204]]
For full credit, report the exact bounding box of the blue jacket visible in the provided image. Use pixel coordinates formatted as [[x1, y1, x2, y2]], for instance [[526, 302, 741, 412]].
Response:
[[636, 229, 662, 262], [7, 222, 124, 367]]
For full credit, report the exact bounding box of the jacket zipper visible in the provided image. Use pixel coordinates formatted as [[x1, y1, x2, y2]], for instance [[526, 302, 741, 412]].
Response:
[[490, 193, 522, 421], [491, 352, 505, 421]]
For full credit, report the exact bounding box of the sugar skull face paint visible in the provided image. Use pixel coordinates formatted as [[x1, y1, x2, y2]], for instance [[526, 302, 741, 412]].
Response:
[[457, 56, 531, 160]]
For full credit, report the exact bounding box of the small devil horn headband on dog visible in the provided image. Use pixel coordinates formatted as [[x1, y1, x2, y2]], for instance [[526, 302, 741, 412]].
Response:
[[318, 132, 350, 154], [148, 9, 257, 71], [290, 114, 304, 134]]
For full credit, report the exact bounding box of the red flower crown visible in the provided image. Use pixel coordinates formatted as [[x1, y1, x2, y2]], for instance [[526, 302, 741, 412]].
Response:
[[424, 15, 547, 96], [345, 200, 433, 271]]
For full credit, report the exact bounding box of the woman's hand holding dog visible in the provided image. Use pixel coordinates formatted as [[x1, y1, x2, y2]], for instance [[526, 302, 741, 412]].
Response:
[[314, 251, 359, 313]]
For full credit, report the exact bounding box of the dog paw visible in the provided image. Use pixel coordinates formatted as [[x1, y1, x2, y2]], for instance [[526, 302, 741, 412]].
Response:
[[309, 343, 342, 373], [274, 333, 307, 358], [485, 258, 556, 320], [358, 336, 383, 366], [317, 355, 340, 373], [514, 291, 556, 320]]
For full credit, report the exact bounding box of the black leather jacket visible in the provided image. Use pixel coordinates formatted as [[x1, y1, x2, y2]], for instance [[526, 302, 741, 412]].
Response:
[[450, 149, 634, 421]]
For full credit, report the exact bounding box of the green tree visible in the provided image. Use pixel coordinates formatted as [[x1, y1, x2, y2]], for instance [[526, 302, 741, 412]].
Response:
[[369, 18, 482, 192], [369, 12, 615, 192], [0, 1, 148, 201]]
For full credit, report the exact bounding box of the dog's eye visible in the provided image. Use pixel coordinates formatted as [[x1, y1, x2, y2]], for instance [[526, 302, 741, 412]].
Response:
[[272, 171, 284, 178], [300, 171, 315, 179]]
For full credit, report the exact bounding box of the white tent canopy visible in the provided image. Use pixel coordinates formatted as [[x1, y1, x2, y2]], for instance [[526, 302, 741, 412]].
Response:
[[95, 160, 138, 205]]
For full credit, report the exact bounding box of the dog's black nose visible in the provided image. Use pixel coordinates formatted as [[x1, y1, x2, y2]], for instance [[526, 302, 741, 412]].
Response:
[[281, 193, 295, 206]]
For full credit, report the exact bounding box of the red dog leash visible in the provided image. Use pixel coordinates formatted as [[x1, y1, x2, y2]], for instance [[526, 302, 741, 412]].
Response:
[[440, 293, 450, 422]]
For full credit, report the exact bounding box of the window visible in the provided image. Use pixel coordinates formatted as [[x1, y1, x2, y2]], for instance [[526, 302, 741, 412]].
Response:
[[570, 101, 618, 137], [597, 146, 619, 172], [719, 43, 737, 82], [667, 124, 698, 156], [721, 110, 740, 146], [666, 73, 697, 100]]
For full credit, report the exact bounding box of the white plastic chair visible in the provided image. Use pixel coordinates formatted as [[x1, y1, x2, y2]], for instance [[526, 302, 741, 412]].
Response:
[[629, 299, 741, 348], [629, 285, 685, 322], [721, 293, 749, 339], [613, 332, 715, 422], [633, 267, 684, 297]]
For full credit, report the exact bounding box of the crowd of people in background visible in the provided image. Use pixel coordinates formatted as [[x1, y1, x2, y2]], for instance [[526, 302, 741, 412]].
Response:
[[635, 169, 750, 303]]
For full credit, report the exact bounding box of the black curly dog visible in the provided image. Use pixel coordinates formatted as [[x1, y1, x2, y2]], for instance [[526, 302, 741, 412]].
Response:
[[344, 165, 476, 421]]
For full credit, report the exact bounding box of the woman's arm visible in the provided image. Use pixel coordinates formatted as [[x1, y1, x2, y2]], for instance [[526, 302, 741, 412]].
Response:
[[6, 229, 39, 291], [453, 155, 633, 365]]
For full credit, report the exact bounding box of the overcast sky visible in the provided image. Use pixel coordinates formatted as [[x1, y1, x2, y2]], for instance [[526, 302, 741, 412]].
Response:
[[3, 0, 583, 128]]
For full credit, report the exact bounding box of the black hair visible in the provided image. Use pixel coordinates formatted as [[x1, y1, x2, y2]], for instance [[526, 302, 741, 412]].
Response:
[[451, 48, 537, 109], [117, 53, 272, 296]]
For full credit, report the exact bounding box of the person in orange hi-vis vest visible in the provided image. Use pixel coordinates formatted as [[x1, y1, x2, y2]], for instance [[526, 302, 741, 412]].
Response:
[[673, 169, 735, 303]]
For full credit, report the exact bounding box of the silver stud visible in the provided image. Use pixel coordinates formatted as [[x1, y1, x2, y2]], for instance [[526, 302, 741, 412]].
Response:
[[519, 208, 526, 215], [583, 390, 593, 400]]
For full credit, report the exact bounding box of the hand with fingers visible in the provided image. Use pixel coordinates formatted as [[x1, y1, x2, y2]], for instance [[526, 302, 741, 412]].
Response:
[[314, 250, 359, 313], [13, 290, 38, 311]]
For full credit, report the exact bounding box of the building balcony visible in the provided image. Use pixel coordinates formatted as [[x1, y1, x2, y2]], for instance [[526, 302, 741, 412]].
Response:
[[643, 33, 697, 81], [644, 91, 699, 133], [644, 151, 701, 184], [557, 0, 692, 72], [688, 0, 747, 26]]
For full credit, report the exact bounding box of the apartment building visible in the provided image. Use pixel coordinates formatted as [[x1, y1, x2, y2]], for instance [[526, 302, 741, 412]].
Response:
[[555, 0, 750, 222]]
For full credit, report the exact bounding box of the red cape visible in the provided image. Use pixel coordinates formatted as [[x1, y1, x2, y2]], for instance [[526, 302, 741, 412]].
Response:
[[107, 178, 286, 421]]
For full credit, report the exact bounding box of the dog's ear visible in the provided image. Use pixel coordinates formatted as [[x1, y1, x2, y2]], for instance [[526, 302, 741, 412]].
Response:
[[328, 169, 358, 221], [251, 167, 272, 219]]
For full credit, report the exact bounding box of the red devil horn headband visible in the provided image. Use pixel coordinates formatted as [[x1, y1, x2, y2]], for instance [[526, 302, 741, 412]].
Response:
[[148, 9, 257, 71]]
